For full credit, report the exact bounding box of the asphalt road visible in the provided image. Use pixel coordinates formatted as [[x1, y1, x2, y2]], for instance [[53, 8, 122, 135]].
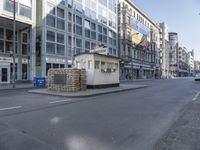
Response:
[[0, 78, 199, 150]]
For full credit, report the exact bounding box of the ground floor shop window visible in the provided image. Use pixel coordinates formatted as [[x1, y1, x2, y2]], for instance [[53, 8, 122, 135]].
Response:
[[22, 64, 28, 80]]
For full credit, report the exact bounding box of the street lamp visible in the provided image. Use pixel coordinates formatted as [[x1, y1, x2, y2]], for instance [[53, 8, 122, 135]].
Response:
[[12, 0, 16, 88]]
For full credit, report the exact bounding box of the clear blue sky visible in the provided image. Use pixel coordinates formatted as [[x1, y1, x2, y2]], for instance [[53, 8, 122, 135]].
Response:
[[133, 0, 200, 60]]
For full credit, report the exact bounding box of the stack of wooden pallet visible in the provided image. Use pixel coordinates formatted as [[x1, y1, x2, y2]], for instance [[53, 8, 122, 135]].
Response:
[[47, 68, 87, 92]]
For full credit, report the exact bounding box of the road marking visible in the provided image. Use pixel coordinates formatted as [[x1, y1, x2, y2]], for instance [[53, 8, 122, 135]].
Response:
[[192, 91, 200, 101], [49, 99, 71, 104], [0, 106, 22, 111]]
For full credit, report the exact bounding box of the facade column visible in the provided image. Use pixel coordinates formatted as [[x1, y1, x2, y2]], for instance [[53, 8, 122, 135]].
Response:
[[30, 25, 36, 80], [17, 30, 22, 81]]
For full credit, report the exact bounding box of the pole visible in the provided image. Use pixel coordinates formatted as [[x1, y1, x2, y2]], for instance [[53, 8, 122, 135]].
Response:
[[12, 0, 16, 88], [71, 0, 74, 68]]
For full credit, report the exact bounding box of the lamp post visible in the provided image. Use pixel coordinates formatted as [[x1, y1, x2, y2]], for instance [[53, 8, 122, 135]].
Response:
[[12, 0, 16, 88]]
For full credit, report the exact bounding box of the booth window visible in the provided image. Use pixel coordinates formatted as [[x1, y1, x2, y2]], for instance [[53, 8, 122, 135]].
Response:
[[101, 61, 106, 71], [95, 61, 100, 69], [88, 60, 92, 69]]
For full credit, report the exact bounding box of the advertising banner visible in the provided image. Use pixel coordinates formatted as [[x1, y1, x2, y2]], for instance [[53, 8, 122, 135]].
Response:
[[130, 16, 150, 38]]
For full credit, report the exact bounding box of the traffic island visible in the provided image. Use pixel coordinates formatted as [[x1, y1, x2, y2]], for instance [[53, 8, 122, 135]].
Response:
[[28, 84, 148, 98]]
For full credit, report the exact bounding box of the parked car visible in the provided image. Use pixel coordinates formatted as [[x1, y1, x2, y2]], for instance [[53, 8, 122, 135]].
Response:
[[194, 73, 200, 81]]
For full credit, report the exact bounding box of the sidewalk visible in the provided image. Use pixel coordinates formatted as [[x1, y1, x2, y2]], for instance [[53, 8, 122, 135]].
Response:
[[0, 83, 34, 90], [154, 99, 200, 150], [28, 84, 148, 98]]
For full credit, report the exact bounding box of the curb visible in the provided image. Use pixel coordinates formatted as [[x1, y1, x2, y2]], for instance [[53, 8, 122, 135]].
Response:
[[28, 85, 148, 98]]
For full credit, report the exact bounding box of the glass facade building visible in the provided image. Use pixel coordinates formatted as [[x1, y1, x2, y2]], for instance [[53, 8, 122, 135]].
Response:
[[36, 0, 118, 77]]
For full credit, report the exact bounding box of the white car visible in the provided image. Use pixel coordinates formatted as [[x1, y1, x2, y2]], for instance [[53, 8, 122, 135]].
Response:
[[195, 73, 200, 81]]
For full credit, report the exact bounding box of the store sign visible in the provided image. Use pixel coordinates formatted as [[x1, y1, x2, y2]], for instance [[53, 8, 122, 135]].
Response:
[[130, 17, 150, 38], [0, 57, 13, 63], [46, 57, 66, 64]]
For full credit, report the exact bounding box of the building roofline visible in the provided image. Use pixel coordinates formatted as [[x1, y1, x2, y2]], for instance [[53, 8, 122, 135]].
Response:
[[125, 0, 160, 30]]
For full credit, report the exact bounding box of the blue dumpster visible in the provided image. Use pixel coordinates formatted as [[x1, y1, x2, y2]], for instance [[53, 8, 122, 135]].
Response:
[[34, 77, 46, 87]]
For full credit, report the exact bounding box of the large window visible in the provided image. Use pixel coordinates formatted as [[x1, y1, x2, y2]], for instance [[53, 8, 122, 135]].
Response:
[[47, 31, 55, 42], [0, 28, 4, 39], [57, 18, 65, 30], [19, 4, 32, 19], [46, 42, 55, 54], [57, 7, 65, 18], [46, 15, 56, 27]]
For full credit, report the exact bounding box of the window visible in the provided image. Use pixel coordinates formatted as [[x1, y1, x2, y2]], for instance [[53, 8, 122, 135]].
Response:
[[103, 28, 107, 35], [76, 26, 82, 35], [76, 16, 82, 25], [68, 36, 72, 46], [47, 31, 55, 42], [57, 33, 64, 44], [46, 15, 56, 27], [103, 35, 107, 43], [91, 31, 96, 40], [98, 25, 102, 33], [91, 43, 96, 49], [0, 28, 4, 39], [109, 47, 112, 54], [109, 38, 112, 45], [6, 41, 13, 53], [95, 61, 100, 69], [57, 44, 65, 55], [68, 23, 72, 32], [57, 7, 65, 18], [98, 34, 102, 42], [57, 18, 65, 30], [88, 60, 92, 69], [19, 4, 32, 19], [46, 42, 55, 54], [22, 44, 28, 55], [85, 20, 90, 29], [108, 30, 112, 38], [113, 49, 116, 55], [85, 41, 90, 49], [0, 41, 4, 53], [76, 39, 82, 47], [22, 33, 28, 43], [91, 22, 96, 30], [68, 12, 72, 21], [6, 29, 13, 41], [85, 29, 90, 38], [101, 61, 106, 70], [22, 64, 28, 80], [53, 64, 59, 68]]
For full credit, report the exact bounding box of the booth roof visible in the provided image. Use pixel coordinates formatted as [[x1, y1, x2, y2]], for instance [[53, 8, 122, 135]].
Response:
[[74, 52, 121, 60]]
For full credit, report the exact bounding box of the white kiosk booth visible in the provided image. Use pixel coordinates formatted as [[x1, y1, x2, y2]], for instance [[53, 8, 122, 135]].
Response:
[[74, 48, 120, 88]]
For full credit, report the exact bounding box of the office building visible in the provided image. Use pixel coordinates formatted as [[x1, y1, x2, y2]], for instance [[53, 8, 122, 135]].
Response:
[[0, 0, 36, 84], [159, 22, 169, 78], [118, 0, 160, 79], [36, 0, 118, 77], [169, 32, 178, 77]]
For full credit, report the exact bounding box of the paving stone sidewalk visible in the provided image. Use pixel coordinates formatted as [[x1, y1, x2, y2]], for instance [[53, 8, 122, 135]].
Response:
[[0, 83, 34, 90], [154, 99, 200, 150]]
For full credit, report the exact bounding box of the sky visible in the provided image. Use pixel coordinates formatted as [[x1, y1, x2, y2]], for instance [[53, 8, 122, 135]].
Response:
[[133, 0, 200, 60]]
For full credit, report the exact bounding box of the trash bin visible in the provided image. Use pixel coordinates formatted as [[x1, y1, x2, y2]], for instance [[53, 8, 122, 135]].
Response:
[[33, 77, 46, 87]]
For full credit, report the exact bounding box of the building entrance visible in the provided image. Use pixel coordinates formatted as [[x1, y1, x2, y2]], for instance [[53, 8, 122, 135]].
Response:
[[0, 63, 10, 84]]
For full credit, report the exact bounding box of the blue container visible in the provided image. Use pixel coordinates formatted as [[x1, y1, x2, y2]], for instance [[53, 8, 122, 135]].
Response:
[[34, 77, 46, 87]]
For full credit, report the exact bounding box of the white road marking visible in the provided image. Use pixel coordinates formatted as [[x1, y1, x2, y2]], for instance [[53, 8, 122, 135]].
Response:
[[192, 91, 200, 101], [49, 99, 71, 104], [0, 106, 22, 111]]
